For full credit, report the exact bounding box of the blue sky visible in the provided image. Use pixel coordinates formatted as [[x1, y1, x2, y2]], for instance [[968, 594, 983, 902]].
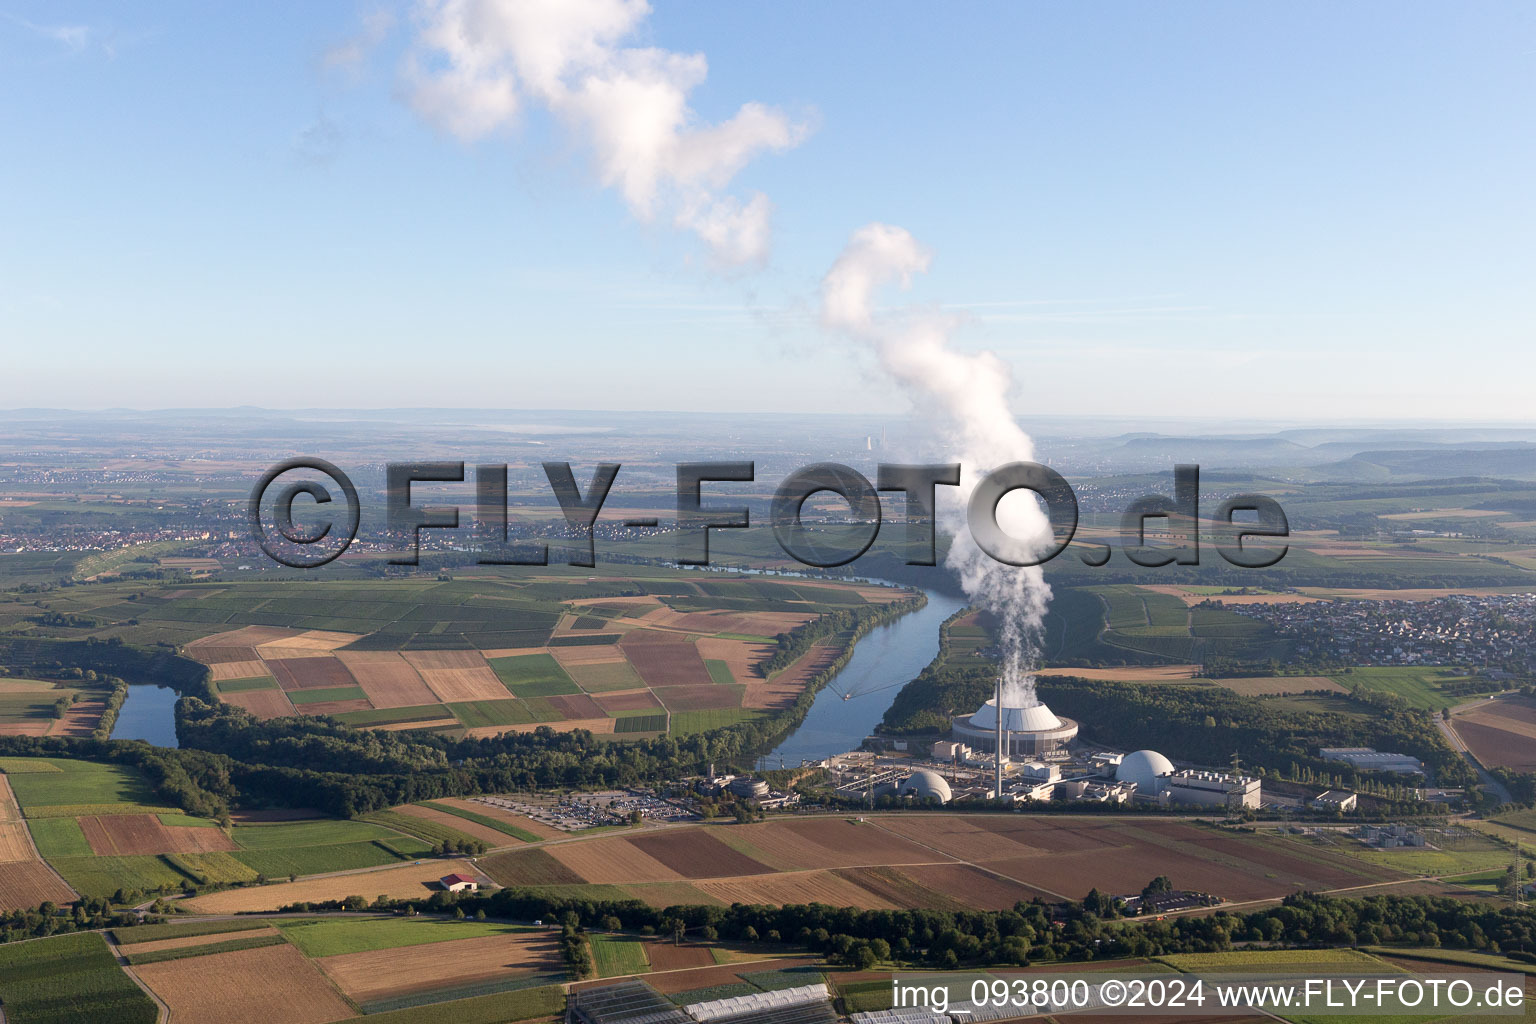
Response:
[[2, 1, 1531, 421]]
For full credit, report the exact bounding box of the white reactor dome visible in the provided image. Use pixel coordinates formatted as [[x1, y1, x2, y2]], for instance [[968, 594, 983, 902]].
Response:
[[898, 770, 953, 804], [1116, 750, 1175, 791], [970, 698, 1063, 733]]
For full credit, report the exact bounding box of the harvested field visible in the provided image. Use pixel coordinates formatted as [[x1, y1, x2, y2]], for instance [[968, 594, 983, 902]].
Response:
[[564, 661, 645, 692], [550, 645, 633, 666], [316, 930, 563, 1004], [546, 693, 607, 719], [469, 716, 615, 737], [209, 660, 270, 681], [654, 685, 740, 711], [697, 637, 770, 680], [838, 864, 1011, 910], [620, 640, 714, 687], [548, 838, 683, 883], [628, 830, 772, 878], [0, 860, 76, 910], [337, 651, 437, 708], [454, 799, 564, 840], [181, 858, 479, 913], [133, 942, 355, 1024], [875, 816, 1043, 863], [746, 643, 839, 709], [392, 804, 514, 847], [1454, 717, 1536, 773], [0, 821, 33, 862], [117, 926, 280, 957], [79, 814, 237, 856], [1211, 675, 1346, 695], [265, 657, 357, 692], [221, 688, 296, 720], [592, 689, 664, 714], [694, 869, 898, 910], [268, 630, 359, 650], [481, 848, 588, 887], [47, 698, 106, 737], [403, 650, 510, 703], [727, 818, 942, 871], [963, 816, 1129, 855], [187, 625, 300, 648]]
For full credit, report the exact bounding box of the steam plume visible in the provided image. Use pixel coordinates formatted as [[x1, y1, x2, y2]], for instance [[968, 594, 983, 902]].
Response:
[[821, 223, 1054, 706], [404, 0, 809, 265]]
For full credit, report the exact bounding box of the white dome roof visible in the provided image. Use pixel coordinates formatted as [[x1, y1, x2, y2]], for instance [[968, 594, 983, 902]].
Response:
[[970, 698, 1063, 733], [1116, 749, 1174, 791], [898, 770, 952, 803]]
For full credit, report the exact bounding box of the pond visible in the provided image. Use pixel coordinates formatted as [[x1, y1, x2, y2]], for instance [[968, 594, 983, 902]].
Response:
[[109, 684, 180, 747]]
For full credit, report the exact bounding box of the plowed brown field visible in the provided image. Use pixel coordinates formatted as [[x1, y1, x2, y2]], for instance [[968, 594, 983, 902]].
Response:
[[80, 813, 237, 855]]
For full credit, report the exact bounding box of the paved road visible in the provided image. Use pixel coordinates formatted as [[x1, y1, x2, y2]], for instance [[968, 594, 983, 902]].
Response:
[[1436, 699, 1512, 806]]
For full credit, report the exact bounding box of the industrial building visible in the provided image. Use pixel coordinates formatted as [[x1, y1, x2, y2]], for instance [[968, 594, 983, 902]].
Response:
[[1320, 747, 1425, 775], [950, 697, 1078, 757], [1163, 770, 1262, 810]]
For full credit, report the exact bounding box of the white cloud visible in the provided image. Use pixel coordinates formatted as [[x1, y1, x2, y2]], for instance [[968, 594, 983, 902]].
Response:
[[401, 0, 809, 265], [323, 9, 397, 73]]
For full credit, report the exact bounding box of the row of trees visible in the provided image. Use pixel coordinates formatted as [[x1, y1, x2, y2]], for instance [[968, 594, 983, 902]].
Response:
[[285, 888, 1536, 967]]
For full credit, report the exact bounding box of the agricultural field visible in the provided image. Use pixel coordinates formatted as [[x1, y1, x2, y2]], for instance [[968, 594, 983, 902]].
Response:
[[481, 814, 1405, 911], [1330, 667, 1502, 712], [0, 675, 107, 738], [119, 574, 911, 739], [180, 857, 487, 912], [131, 941, 357, 1024], [0, 774, 76, 910], [1, 755, 438, 897], [1451, 696, 1536, 773], [0, 932, 157, 1024]]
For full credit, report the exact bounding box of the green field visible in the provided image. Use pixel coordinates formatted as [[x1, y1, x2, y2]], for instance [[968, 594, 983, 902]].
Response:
[[590, 933, 650, 977], [113, 918, 272, 944], [360, 984, 566, 1024], [124, 933, 287, 965], [287, 684, 369, 705], [449, 699, 536, 727], [488, 653, 580, 696], [0, 932, 157, 1024], [704, 659, 735, 684], [333, 704, 452, 727], [26, 816, 93, 858], [50, 854, 191, 897], [230, 818, 405, 849], [360, 808, 480, 847], [279, 916, 536, 958], [1329, 667, 1497, 711], [214, 675, 278, 693], [668, 708, 762, 735], [4, 759, 159, 812]]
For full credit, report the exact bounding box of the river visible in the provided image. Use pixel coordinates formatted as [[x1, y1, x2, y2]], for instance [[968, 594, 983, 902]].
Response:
[[762, 586, 965, 768], [109, 684, 180, 747], [101, 577, 956, 758]]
